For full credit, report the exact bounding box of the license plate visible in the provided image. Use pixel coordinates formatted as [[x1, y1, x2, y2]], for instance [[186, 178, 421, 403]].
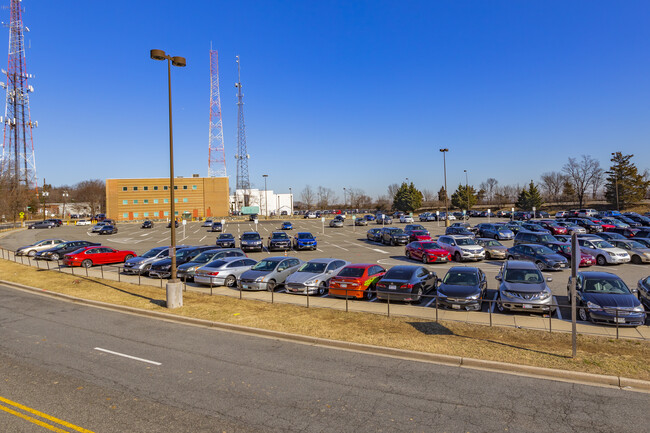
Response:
[[242, 284, 248, 289], [389, 284, 396, 290], [522, 304, 532, 309], [452, 304, 461, 310], [615, 317, 625, 323], [340, 284, 347, 288]]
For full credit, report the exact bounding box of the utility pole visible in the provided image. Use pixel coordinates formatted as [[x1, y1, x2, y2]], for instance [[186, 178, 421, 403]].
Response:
[[439, 149, 449, 226]]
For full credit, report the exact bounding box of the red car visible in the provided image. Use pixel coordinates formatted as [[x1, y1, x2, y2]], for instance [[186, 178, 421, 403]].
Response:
[[537, 220, 568, 236], [544, 242, 595, 267], [63, 246, 136, 268], [407, 230, 432, 242], [405, 241, 451, 264], [328, 264, 387, 300]]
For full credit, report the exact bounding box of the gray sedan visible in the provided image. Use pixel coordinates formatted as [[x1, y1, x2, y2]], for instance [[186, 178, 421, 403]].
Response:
[[609, 240, 650, 264], [238, 256, 303, 291], [194, 257, 258, 287], [285, 258, 350, 295]]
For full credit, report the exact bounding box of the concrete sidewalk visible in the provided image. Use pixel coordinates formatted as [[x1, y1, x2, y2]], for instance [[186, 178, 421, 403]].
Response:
[[2, 249, 649, 341]]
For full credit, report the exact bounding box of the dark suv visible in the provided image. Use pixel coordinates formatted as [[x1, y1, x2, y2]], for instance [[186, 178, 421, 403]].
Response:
[[267, 231, 291, 251], [380, 227, 409, 246], [240, 231, 263, 252], [513, 230, 558, 246]]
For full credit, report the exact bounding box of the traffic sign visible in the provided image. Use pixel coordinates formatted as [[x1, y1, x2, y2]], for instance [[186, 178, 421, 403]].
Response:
[[19, 212, 24, 219]]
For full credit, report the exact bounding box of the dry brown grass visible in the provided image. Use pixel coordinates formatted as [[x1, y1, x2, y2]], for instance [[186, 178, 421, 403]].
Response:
[[2, 259, 649, 380]]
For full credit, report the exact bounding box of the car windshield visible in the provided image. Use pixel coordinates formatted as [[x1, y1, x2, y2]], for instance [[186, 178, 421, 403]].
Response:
[[538, 234, 557, 243], [420, 242, 441, 249], [391, 229, 405, 235], [591, 240, 614, 249], [384, 268, 414, 279], [298, 262, 327, 273], [192, 251, 219, 264], [531, 246, 554, 255], [203, 260, 227, 269], [483, 240, 502, 247], [298, 233, 314, 240], [271, 233, 289, 240], [242, 233, 260, 240], [337, 267, 365, 278], [219, 234, 234, 239], [583, 278, 631, 294], [497, 228, 511, 232], [251, 260, 279, 271], [141, 249, 163, 258], [504, 269, 543, 284], [456, 238, 476, 246], [443, 271, 478, 286]]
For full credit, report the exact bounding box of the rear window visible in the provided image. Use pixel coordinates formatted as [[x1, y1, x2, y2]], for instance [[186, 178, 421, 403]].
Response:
[[383, 268, 414, 279], [203, 260, 227, 269], [338, 267, 365, 278], [298, 262, 327, 273]]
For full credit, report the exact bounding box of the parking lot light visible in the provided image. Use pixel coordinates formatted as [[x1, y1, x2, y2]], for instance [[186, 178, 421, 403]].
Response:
[[439, 149, 449, 227]]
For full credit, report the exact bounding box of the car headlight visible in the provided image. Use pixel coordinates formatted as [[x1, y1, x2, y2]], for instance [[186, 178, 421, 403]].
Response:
[[632, 305, 645, 312], [586, 301, 602, 311], [255, 276, 265, 282], [187, 266, 198, 272], [468, 293, 480, 300], [161, 265, 172, 271], [305, 279, 319, 286], [539, 289, 551, 300]]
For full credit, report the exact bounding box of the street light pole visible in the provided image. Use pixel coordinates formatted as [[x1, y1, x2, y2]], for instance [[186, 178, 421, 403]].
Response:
[[439, 149, 449, 226], [263, 174, 269, 219], [611, 152, 620, 211], [62, 191, 69, 220], [289, 187, 293, 215], [464, 169, 469, 221], [343, 187, 347, 210], [150, 48, 186, 309]]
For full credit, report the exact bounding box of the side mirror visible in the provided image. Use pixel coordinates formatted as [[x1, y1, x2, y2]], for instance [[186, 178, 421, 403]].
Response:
[[495, 275, 502, 281]]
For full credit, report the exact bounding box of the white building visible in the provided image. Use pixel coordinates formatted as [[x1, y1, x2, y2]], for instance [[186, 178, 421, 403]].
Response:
[[230, 189, 293, 216]]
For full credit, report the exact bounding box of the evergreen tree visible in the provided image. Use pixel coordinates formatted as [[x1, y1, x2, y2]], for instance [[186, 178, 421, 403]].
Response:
[[392, 182, 423, 212], [451, 184, 477, 210], [515, 181, 544, 210], [605, 152, 650, 209]]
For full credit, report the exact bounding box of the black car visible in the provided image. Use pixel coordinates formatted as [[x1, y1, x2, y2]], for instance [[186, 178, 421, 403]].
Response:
[[638, 276, 650, 310], [28, 221, 56, 229], [141, 220, 154, 229], [211, 222, 223, 232], [249, 214, 259, 222], [507, 244, 569, 271], [98, 224, 118, 235], [148, 246, 216, 279], [436, 267, 487, 311], [367, 228, 382, 242], [45, 219, 63, 227], [375, 265, 438, 303], [380, 227, 409, 246], [216, 233, 236, 248], [267, 231, 291, 251], [167, 221, 180, 228], [35, 240, 101, 261], [606, 227, 641, 238], [240, 231, 263, 252]]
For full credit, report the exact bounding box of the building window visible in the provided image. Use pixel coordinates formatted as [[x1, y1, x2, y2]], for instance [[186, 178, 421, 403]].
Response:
[[144, 212, 149, 217], [164, 211, 169, 217], [183, 185, 188, 190], [154, 199, 159, 204], [133, 212, 139, 218], [192, 185, 197, 190], [143, 186, 148, 191], [183, 198, 188, 203], [122, 187, 127, 191], [154, 211, 159, 217], [174, 185, 178, 190], [154, 186, 158, 191], [164, 199, 169, 204], [133, 186, 138, 191], [144, 199, 149, 204], [133, 200, 138, 204], [123, 213, 128, 218], [175, 211, 178, 215], [164, 186, 168, 190], [174, 198, 178, 203], [122, 200, 128, 205]]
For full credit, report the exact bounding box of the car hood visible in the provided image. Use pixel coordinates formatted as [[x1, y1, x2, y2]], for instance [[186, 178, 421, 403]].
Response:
[[501, 281, 548, 293], [241, 269, 273, 279], [438, 284, 480, 298], [599, 247, 628, 255], [486, 245, 508, 252], [125, 256, 149, 265], [583, 292, 640, 308], [286, 272, 325, 284]]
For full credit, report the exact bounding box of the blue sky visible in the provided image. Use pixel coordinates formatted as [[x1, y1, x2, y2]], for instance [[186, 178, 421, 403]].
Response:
[[15, 0, 650, 199]]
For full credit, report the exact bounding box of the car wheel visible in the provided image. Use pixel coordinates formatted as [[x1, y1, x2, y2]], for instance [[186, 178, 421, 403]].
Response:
[[391, 239, 396, 246], [225, 275, 236, 287], [266, 279, 276, 292], [124, 254, 134, 261], [454, 252, 462, 262], [507, 255, 514, 260], [406, 250, 411, 259], [497, 295, 505, 312], [81, 259, 92, 268], [422, 254, 429, 264], [51, 253, 60, 261], [578, 306, 589, 322], [485, 252, 491, 260], [632, 255, 642, 265], [535, 261, 545, 271], [27, 250, 36, 257], [317, 282, 328, 296], [412, 286, 423, 304], [596, 255, 607, 266], [364, 287, 374, 300]]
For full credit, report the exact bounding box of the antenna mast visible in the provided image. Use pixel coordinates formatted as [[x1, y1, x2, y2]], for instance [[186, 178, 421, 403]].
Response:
[[234, 55, 250, 201], [208, 49, 226, 177], [1, 0, 37, 188]]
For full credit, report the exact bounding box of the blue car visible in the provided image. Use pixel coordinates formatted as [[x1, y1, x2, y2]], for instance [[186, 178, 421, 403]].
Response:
[[507, 244, 568, 271], [281, 221, 293, 230], [293, 232, 317, 251], [364, 214, 376, 222], [568, 272, 646, 327]]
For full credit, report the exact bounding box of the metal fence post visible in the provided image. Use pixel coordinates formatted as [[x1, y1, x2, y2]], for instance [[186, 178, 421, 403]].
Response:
[[239, 282, 242, 300], [117, 268, 121, 282], [138, 270, 141, 285], [435, 295, 439, 323], [345, 288, 349, 313], [85, 266, 89, 277], [71, 266, 74, 276], [387, 295, 390, 317], [549, 304, 552, 333], [306, 288, 310, 308], [101, 265, 104, 279], [489, 299, 492, 327], [46, 260, 50, 270], [271, 284, 274, 304], [616, 309, 619, 339]]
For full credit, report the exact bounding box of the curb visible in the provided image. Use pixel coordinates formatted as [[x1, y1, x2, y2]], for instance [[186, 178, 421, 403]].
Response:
[[1, 279, 649, 393]]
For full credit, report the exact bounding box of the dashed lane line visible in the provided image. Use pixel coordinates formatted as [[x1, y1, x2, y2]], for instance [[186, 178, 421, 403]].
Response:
[[94, 347, 161, 366]]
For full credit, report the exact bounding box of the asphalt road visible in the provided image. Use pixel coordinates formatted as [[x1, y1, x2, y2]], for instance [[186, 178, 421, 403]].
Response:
[[1, 285, 649, 432]]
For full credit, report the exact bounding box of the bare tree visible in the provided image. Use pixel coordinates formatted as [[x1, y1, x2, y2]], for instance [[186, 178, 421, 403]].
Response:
[[562, 155, 602, 208], [486, 178, 498, 204], [591, 168, 604, 199], [347, 188, 370, 210], [540, 172, 568, 204], [74, 179, 105, 215], [300, 185, 315, 210], [422, 188, 436, 206], [316, 186, 335, 209], [375, 195, 391, 211], [387, 183, 400, 202]]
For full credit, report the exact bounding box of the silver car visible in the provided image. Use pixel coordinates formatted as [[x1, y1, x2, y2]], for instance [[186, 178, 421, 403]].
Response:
[[16, 239, 66, 256], [122, 246, 175, 275], [496, 260, 555, 314], [285, 258, 350, 296], [437, 235, 485, 262], [609, 240, 650, 264], [194, 257, 258, 287], [238, 256, 303, 291], [329, 219, 343, 228], [475, 238, 507, 260]]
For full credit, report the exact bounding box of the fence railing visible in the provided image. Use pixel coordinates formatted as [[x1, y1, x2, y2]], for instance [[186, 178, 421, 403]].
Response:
[[1, 247, 646, 340]]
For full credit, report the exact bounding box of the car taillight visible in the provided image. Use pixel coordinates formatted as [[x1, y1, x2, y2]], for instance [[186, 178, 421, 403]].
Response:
[[401, 284, 413, 289], [207, 271, 219, 276]]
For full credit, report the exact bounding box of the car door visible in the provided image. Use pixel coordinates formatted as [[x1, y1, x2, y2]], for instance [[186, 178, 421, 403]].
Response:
[[97, 247, 116, 264], [478, 269, 487, 296], [412, 242, 423, 260]]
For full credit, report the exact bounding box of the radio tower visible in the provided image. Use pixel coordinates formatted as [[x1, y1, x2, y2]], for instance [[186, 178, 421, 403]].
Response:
[[234, 55, 250, 204], [1, 0, 37, 188], [207, 49, 226, 178]]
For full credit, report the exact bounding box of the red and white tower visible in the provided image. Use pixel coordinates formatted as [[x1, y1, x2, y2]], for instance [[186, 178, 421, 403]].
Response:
[[208, 49, 226, 178], [1, 0, 37, 187]]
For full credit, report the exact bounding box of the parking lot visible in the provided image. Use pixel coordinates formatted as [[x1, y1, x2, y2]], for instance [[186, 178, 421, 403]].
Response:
[[2, 216, 649, 335]]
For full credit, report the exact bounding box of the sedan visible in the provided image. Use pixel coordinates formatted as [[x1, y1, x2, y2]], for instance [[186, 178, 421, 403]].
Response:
[[577, 238, 630, 265], [141, 220, 154, 229], [63, 246, 136, 268], [285, 258, 350, 295], [36, 240, 101, 261], [28, 221, 56, 229], [166, 221, 180, 228], [238, 256, 303, 291], [638, 276, 650, 310], [75, 219, 92, 226], [329, 264, 387, 300], [405, 241, 451, 264], [98, 224, 118, 235], [375, 265, 438, 303], [475, 238, 507, 260], [201, 219, 214, 227], [506, 244, 569, 271], [354, 218, 368, 226], [554, 221, 587, 235], [609, 240, 650, 264], [177, 248, 247, 281], [543, 242, 595, 267], [436, 267, 487, 311], [568, 272, 646, 326], [399, 215, 414, 223], [329, 218, 344, 228], [16, 239, 66, 257], [148, 246, 217, 278], [366, 228, 382, 242], [194, 257, 258, 287], [211, 222, 223, 232], [406, 230, 431, 242]]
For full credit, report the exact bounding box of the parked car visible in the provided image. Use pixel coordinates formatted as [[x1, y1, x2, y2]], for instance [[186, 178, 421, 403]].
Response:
[[577, 238, 631, 266], [98, 224, 118, 235], [506, 244, 569, 271], [366, 228, 382, 242], [46, 219, 63, 227], [249, 214, 259, 222], [16, 239, 66, 257], [240, 231, 263, 252], [496, 260, 555, 314], [329, 218, 344, 228], [35, 240, 100, 261], [565, 218, 602, 233], [215, 233, 236, 248], [148, 246, 217, 278], [201, 219, 214, 227], [445, 226, 475, 237], [567, 272, 646, 326], [436, 235, 485, 262], [513, 230, 558, 246], [504, 221, 525, 233], [436, 267, 487, 311], [267, 231, 292, 251], [405, 241, 451, 264], [406, 230, 431, 242], [376, 214, 393, 224], [166, 220, 180, 228], [329, 264, 387, 300], [380, 227, 409, 246], [293, 232, 317, 250], [520, 222, 551, 234], [141, 220, 154, 229], [28, 221, 57, 229], [475, 223, 514, 240], [593, 232, 627, 242], [177, 248, 247, 281], [404, 224, 428, 233], [554, 221, 587, 235], [607, 227, 641, 238], [534, 220, 568, 235], [635, 238, 650, 249], [303, 212, 317, 219], [609, 239, 650, 264], [475, 238, 507, 260], [543, 242, 595, 267], [238, 256, 303, 291], [63, 246, 136, 268], [281, 221, 293, 230], [599, 217, 629, 229], [364, 214, 376, 222], [418, 212, 436, 222], [211, 221, 223, 232], [285, 258, 350, 295], [399, 214, 414, 223], [194, 256, 258, 287], [75, 219, 92, 226], [122, 246, 177, 275], [638, 276, 650, 310], [354, 218, 368, 226], [375, 265, 438, 303]]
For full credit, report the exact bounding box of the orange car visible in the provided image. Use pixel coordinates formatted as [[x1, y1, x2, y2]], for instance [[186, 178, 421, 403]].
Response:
[[328, 264, 387, 300]]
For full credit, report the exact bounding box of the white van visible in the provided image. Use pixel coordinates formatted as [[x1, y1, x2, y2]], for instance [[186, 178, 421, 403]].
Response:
[[577, 209, 598, 217]]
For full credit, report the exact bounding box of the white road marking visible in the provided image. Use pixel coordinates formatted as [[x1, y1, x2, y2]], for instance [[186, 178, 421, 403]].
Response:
[[328, 244, 349, 251], [139, 233, 150, 237], [199, 236, 207, 242], [372, 248, 389, 254], [423, 296, 437, 308], [94, 347, 161, 366]]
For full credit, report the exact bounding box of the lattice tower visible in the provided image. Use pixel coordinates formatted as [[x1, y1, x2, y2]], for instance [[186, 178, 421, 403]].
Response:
[[208, 49, 226, 177], [234, 55, 250, 191], [1, 0, 37, 188]]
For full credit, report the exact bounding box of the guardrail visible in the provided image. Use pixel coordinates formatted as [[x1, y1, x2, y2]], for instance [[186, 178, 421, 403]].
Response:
[[1, 246, 646, 341]]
